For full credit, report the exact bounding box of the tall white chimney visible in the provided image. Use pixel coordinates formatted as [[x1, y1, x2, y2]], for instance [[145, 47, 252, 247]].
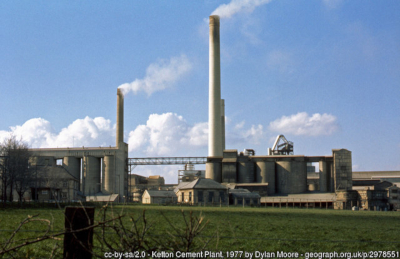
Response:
[[208, 15, 223, 157]]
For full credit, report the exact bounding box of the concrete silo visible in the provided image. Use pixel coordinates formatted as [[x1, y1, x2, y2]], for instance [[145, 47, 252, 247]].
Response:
[[276, 158, 307, 194]]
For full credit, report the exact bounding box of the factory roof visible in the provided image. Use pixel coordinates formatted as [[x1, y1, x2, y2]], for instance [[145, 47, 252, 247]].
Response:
[[261, 193, 337, 202], [231, 192, 261, 199], [148, 175, 164, 179], [352, 171, 400, 179], [144, 190, 176, 198], [176, 178, 227, 191], [174, 181, 192, 193], [229, 189, 251, 194]]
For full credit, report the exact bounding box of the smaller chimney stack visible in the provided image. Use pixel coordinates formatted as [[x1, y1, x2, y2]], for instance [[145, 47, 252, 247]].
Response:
[[221, 99, 225, 151], [116, 89, 124, 147]]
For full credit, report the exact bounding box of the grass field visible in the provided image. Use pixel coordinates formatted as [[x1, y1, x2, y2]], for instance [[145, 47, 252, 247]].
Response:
[[0, 205, 399, 258]]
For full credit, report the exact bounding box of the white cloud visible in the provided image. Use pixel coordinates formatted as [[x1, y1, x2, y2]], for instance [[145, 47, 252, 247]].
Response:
[[128, 113, 268, 157], [243, 124, 265, 144], [118, 54, 192, 96], [211, 0, 273, 19], [0, 117, 114, 148], [55, 117, 114, 147], [187, 122, 209, 147], [227, 121, 266, 146], [1, 118, 55, 148], [269, 112, 339, 136], [128, 113, 208, 156], [1, 112, 271, 173], [235, 121, 245, 129]]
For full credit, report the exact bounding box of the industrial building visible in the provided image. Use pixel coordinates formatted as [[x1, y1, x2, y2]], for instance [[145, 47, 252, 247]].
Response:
[[200, 15, 399, 210], [27, 89, 128, 202], [142, 190, 177, 204], [202, 15, 355, 206], [8, 14, 396, 210]]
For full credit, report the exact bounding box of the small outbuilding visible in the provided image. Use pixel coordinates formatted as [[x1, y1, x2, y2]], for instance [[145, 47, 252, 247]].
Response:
[[142, 190, 177, 204], [175, 178, 228, 205], [229, 189, 260, 206]]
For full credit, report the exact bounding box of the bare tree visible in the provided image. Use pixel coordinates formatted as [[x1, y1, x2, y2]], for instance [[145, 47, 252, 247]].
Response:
[[0, 155, 8, 203], [0, 135, 31, 204], [38, 165, 64, 201]]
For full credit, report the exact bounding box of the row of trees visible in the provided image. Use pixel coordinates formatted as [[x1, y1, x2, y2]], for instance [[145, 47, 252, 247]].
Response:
[[0, 135, 32, 204]]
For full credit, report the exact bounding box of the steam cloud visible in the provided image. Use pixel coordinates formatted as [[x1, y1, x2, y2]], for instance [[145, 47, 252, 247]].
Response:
[[118, 54, 192, 96], [269, 112, 339, 136], [211, 0, 273, 19]]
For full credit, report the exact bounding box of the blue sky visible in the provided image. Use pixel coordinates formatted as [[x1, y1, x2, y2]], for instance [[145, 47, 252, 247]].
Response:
[[1, 0, 399, 183]]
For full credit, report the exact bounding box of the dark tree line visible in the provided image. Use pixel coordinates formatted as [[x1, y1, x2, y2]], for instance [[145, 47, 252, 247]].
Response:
[[0, 135, 32, 204]]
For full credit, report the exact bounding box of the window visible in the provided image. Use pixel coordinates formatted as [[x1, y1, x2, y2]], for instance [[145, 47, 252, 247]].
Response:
[[61, 192, 67, 199], [63, 181, 68, 187], [198, 191, 203, 202], [189, 192, 192, 202], [219, 191, 225, 203], [42, 190, 48, 195], [392, 189, 398, 194], [208, 192, 214, 202], [56, 159, 62, 166], [181, 192, 185, 202]]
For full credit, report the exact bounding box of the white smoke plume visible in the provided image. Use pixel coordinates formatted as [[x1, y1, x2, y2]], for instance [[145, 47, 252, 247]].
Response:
[[269, 112, 339, 136], [118, 54, 192, 96], [211, 0, 273, 19]]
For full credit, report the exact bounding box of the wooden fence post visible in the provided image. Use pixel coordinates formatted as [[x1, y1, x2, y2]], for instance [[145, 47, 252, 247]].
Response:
[[64, 206, 95, 259]]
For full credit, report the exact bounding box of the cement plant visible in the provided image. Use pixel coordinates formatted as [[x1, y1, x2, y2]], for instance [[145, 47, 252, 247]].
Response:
[[2, 15, 399, 211]]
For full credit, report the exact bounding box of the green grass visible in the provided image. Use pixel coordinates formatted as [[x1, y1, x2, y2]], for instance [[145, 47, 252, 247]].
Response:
[[1, 205, 399, 258]]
